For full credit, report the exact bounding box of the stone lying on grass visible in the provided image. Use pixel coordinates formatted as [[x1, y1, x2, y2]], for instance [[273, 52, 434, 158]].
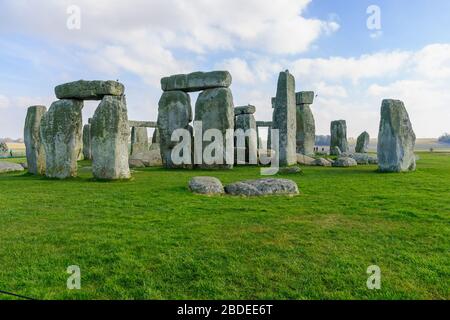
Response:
[[55, 80, 124, 100], [189, 177, 225, 195], [279, 166, 303, 174], [349, 153, 378, 165], [129, 159, 146, 168], [0, 161, 25, 174], [313, 158, 332, 167], [296, 154, 315, 165], [332, 157, 358, 167], [225, 178, 299, 196]]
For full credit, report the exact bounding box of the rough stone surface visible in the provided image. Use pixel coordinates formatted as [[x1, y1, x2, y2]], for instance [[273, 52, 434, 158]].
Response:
[[225, 178, 299, 196], [330, 120, 349, 155], [235, 113, 257, 164], [152, 128, 160, 145], [131, 127, 149, 156], [82, 124, 92, 160], [129, 159, 146, 168], [40, 99, 83, 179], [157, 91, 193, 168], [273, 71, 297, 166], [377, 99, 416, 172], [296, 103, 315, 156], [279, 166, 303, 174], [296, 154, 316, 165], [333, 157, 358, 167], [313, 158, 332, 167], [195, 87, 234, 169], [161, 71, 232, 92], [356, 131, 370, 153], [296, 91, 315, 105], [55, 80, 124, 100], [234, 105, 256, 115], [0, 161, 25, 174], [189, 176, 225, 195], [349, 153, 378, 165], [91, 95, 130, 180], [24, 105, 47, 175]]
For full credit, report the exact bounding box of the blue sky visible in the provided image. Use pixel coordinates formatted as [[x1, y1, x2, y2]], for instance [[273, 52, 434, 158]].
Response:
[[1, 0, 449, 139]]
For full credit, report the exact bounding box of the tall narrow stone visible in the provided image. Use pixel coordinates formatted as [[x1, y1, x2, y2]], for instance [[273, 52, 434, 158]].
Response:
[[157, 91, 193, 168], [131, 127, 149, 155], [40, 100, 83, 179], [296, 91, 315, 156], [330, 120, 348, 155], [272, 70, 296, 166], [24, 105, 47, 175], [355, 131, 370, 153], [82, 123, 92, 160], [91, 95, 130, 180], [377, 99, 416, 172], [195, 87, 234, 169], [234, 105, 257, 164]]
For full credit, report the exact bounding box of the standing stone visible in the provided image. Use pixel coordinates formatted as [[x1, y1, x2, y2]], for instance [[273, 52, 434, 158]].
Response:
[[356, 131, 370, 153], [272, 70, 297, 166], [234, 105, 257, 164], [24, 105, 47, 175], [152, 128, 160, 145], [330, 120, 348, 156], [82, 123, 92, 160], [40, 100, 83, 179], [157, 91, 193, 168], [91, 95, 130, 180], [195, 87, 234, 169], [377, 99, 416, 172], [296, 91, 315, 156], [131, 127, 149, 155]]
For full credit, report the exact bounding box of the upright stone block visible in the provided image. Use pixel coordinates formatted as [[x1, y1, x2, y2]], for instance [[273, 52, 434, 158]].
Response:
[[356, 131, 370, 153], [195, 87, 234, 169], [24, 105, 47, 175], [296, 91, 315, 156], [330, 120, 348, 156], [377, 99, 416, 172], [91, 95, 130, 180], [82, 123, 92, 160], [40, 100, 83, 179], [157, 91, 193, 168], [131, 127, 149, 155], [272, 70, 297, 166], [235, 111, 257, 164]]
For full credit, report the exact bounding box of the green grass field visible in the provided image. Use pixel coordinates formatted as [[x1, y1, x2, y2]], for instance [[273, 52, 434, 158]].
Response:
[[0, 153, 449, 300]]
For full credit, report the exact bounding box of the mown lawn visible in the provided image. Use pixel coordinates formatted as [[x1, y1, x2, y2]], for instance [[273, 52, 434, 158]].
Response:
[[0, 153, 449, 300]]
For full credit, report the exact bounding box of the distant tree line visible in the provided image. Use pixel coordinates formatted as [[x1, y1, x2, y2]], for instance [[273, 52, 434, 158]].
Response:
[[438, 133, 450, 144], [315, 135, 331, 146]]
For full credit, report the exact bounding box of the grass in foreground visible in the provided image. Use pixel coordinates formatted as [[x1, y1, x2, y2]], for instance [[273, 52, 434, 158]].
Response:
[[0, 153, 449, 300]]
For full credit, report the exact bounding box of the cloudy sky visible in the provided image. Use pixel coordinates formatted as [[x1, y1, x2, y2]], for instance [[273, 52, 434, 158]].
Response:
[[1, 0, 449, 139]]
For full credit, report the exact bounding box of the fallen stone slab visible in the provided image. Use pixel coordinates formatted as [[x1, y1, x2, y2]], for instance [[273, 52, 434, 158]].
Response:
[[313, 158, 332, 167], [279, 166, 303, 174], [55, 80, 124, 100], [333, 157, 358, 167], [225, 178, 299, 196], [0, 161, 25, 174], [296, 154, 315, 165], [234, 105, 256, 115], [129, 159, 146, 168], [189, 176, 225, 195], [349, 153, 378, 165], [161, 71, 232, 92], [130, 148, 162, 167]]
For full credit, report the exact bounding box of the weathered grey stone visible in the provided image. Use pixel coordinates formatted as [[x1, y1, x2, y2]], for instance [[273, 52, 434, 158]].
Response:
[[189, 176, 224, 195], [161, 71, 232, 92], [296, 91, 315, 105], [55, 80, 124, 100], [131, 127, 149, 156], [225, 178, 299, 196], [330, 120, 348, 155], [129, 159, 146, 168], [24, 105, 47, 175], [128, 120, 157, 128], [0, 161, 25, 174], [313, 158, 332, 167], [271, 97, 276, 109], [235, 113, 257, 164], [40, 99, 83, 179], [20, 162, 28, 169], [91, 95, 130, 180], [296, 102, 315, 156], [82, 124, 92, 160], [356, 131, 370, 153], [349, 153, 370, 165], [279, 166, 303, 174], [377, 99, 416, 172], [331, 146, 342, 156], [152, 128, 160, 145], [195, 87, 234, 169], [157, 91, 193, 169], [297, 154, 315, 165], [273, 70, 297, 166], [234, 104, 256, 115], [332, 157, 358, 167]]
